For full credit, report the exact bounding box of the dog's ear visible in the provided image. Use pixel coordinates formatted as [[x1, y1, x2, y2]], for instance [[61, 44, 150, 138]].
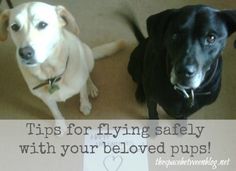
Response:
[[0, 10, 10, 41], [56, 6, 80, 36], [220, 10, 236, 36], [147, 9, 175, 40]]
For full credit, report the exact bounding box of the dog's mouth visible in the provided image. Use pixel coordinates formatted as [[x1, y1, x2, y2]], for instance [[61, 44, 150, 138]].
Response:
[[21, 59, 39, 67], [170, 67, 204, 90], [174, 83, 192, 90], [173, 78, 201, 89]]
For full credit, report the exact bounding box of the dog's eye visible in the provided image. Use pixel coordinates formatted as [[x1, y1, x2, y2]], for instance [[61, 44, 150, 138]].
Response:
[[11, 24, 20, 32], [37, 22, 48, 30], [206, 34, 216, 44]]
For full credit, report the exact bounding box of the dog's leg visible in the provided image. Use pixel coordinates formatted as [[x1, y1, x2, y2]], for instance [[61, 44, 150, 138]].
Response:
[[147, 99, 159, 119], [80, 84, 92, 115], [42, 98, 67, 133], [87, 77, 98, 98], [135, 83, 146, 103]]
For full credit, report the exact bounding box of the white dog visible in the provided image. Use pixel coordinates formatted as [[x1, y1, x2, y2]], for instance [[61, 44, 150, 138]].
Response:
[[0, 2, 124, 128]]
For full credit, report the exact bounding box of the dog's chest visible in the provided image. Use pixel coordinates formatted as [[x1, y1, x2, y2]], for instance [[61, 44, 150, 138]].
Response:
[[155, 79, 220, 118], [33, 73, 88, 101], [20, 59, 89, 102]]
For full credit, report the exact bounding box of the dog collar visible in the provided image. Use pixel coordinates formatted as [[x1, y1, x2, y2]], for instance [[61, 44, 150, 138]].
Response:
[[174, 86, 195, 107], [32, 56, 69, 94], [173, 58, 219, 108]]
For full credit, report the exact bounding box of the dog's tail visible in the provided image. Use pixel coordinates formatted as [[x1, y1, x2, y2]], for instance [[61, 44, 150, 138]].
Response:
[[6, 0, 14, 9], [123, 15, 145, 43], [92, 40, 125, 60]]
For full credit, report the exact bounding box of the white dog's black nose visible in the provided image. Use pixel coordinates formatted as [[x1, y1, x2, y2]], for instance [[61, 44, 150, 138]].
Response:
[[19, 46, 35, 60]]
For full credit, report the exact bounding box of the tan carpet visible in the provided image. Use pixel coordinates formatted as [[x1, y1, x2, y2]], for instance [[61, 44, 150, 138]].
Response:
[[0, 0, 236, 119]]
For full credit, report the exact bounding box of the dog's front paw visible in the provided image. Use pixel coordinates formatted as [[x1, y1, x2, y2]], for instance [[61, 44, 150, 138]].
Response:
[[88, 79, 99, 98], [80, 102, 92, 115], [88, 83, 98, 98]]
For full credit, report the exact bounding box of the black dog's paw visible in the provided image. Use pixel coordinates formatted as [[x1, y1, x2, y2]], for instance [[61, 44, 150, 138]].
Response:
[[135, 84, 146, 103], [171, 113, 188, 120], [149, 115, 159, 120], [175, 116, 188, 120]]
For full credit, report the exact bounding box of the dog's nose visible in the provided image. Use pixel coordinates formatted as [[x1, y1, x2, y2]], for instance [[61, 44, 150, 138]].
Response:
[[19, 46, 35, 60], [177, 65, 197, 78], [183, 65, 197, 77]]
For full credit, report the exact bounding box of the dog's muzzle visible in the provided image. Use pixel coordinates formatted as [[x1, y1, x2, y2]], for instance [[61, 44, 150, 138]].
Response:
[[171, 64, 202, 90], [171, 65, 203, 107], [18, 46, 36, 65], [177, 64, 197, 78], [175, 64, 199, 86]]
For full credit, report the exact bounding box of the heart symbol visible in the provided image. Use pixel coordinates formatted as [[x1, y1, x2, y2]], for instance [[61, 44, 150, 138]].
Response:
[[103, 155, 123, 171]]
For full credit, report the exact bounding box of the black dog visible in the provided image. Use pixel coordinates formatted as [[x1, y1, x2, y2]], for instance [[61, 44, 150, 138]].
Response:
[[125, 5, 236, 119]]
